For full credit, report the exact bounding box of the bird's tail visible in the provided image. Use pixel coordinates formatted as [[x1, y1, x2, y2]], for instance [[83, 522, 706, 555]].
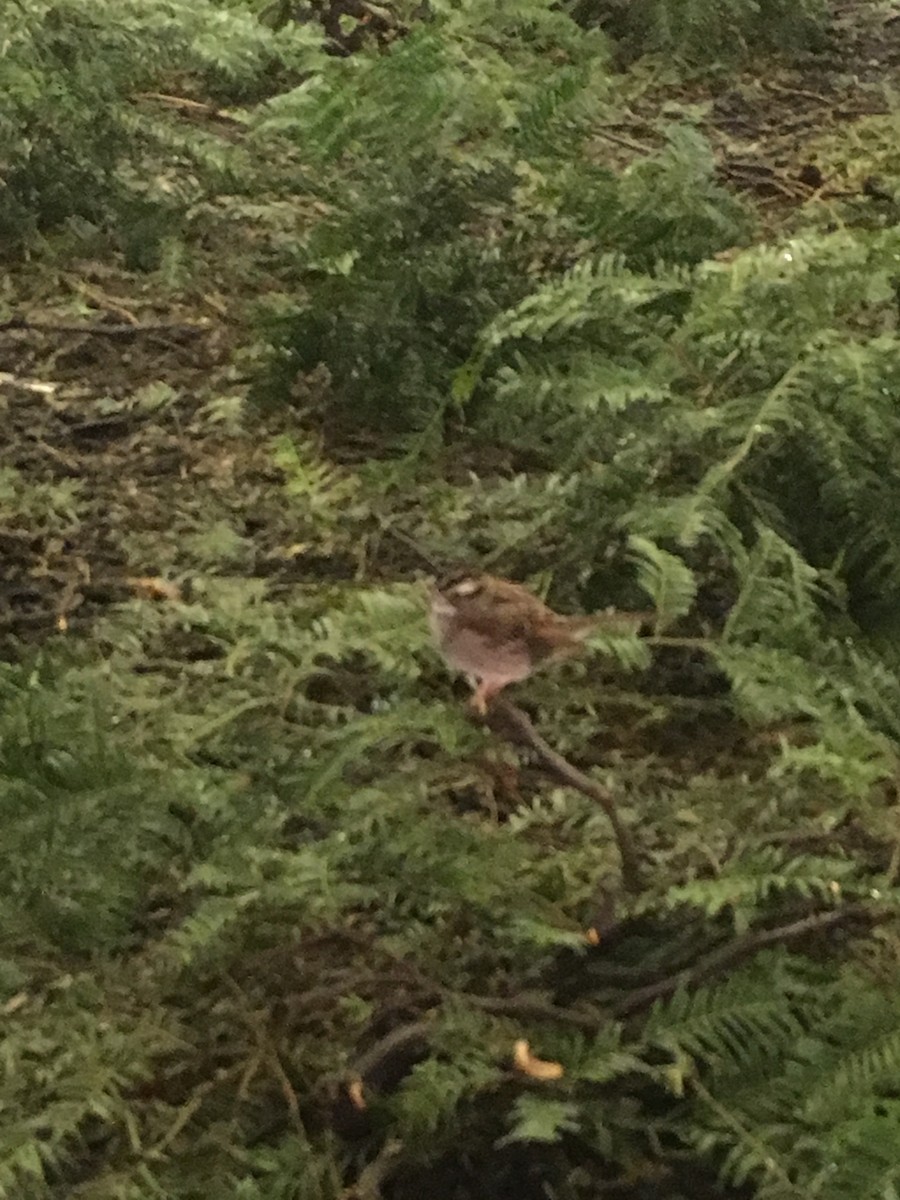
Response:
[[569, 609, 656, 639]]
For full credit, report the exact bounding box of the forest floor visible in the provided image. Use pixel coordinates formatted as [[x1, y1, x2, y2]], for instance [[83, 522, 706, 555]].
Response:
[[2, 0, 898, 660], [4, 5, 900, 1199]]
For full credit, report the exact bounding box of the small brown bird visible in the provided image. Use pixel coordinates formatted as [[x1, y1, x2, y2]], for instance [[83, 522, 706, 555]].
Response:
[[429, 572, 649, 714]]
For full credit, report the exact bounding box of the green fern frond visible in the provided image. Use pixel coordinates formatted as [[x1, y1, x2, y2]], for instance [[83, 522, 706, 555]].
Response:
[[477, 255, 685, 353], [582, 629, 653, 672], [628, 536, 696, 630], [500, 1095, 580, 1145], [272, 435, 359, 519], [722, 524, 825, 646], [626, 493, 742, 551], [641, 963, 809, 1075], [799, 991, 900, 1125]]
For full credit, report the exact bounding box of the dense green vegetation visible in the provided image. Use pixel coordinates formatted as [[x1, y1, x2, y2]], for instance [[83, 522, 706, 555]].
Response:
[[3, 1, 900, 1197]]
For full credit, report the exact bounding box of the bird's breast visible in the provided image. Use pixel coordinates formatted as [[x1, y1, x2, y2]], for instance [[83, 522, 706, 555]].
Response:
[[437, 624, 532, 685]]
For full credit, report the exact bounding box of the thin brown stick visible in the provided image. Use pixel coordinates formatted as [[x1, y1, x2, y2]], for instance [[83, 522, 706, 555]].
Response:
[[455, 904, 882, 1034], [145, 1078, 217, 1157], [762, 80, 831, 105], [133, 91, 246, 126], [612, 903, 876, 1017], [134, 91, 219, 113], [593, 127, 656, 155], [487, 698, 643, 893], [342, 1139, 404, 1200], [462, 991, 608, 1033], [0, 370, 60, 394], [0, 316, 211, 337], [348, 1020, 433, 1084], [222, 973, 306, 1135]]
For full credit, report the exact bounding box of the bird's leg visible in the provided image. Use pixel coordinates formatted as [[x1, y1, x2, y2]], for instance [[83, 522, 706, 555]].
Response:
[[470, 678, 503, 717]]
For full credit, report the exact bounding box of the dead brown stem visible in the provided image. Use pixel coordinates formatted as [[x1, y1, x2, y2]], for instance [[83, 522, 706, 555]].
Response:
[[487, 698, 643, 893], [612, 903, 877, 1016]]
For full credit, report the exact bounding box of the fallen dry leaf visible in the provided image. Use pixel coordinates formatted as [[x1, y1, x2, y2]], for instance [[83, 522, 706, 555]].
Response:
[[347, 1078, 367, 1110], [126, 576, 182, 603], [512, 1039, 564, 1081]]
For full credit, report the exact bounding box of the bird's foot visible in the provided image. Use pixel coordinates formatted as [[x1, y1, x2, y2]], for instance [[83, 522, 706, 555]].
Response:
[[469, 681, 502, 717]]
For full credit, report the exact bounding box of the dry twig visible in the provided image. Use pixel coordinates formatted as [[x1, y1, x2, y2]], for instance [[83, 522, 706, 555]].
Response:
[[0, 316, 211, 337], [342, 1139, 404, 1200], [487, 698, 643, 893], [612, 903, 877, 1016]]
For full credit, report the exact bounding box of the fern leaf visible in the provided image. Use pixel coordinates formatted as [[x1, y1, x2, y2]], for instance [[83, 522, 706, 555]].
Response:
[[628, 536, 696, 629]]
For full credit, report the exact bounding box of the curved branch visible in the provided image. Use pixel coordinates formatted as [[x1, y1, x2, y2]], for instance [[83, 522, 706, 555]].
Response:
[[347, 1020, 433, 1090], [457, 904, 882, 1032], [487, 698, 643, 893], [612, 902, 878, 1016], [342, 1138, 404, 1200]]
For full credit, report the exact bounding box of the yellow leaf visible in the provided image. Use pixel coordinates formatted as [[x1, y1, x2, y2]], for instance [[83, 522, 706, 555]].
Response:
[[513, 1040, 564, 1081]]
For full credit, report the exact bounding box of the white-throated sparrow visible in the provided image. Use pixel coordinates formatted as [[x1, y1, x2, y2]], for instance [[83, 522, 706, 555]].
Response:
[[429, 572, 649, 713]]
